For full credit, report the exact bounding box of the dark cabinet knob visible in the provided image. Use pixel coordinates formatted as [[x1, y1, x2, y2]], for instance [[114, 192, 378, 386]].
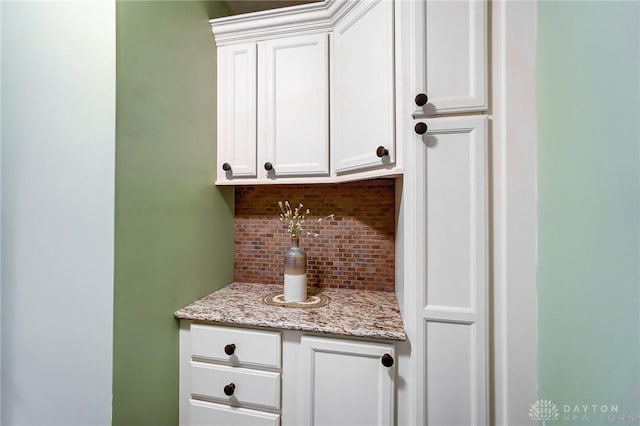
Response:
[[376, 146, 389, 158], [381, 353, 394, 367], [223, 383, 236, 396], [415, 93, 429, 107], [414, 122, 428, 135], [224, 344, 236, 356], [222, 163, 232, 172], [264, 162, 273, 171]]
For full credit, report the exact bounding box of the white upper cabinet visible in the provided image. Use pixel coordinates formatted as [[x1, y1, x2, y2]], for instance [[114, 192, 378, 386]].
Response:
[[210, 0, 402, 185], [332, 0, 395, 175], [217, 42, 257, 179], [412, 0, 488, 116], [259, 33, 329, 178], [211, 0, 489, 184], [216, 34, 328, 183]]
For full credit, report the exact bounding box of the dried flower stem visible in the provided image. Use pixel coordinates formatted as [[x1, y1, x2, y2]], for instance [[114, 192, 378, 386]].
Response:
[[278, 201, 334, 238]]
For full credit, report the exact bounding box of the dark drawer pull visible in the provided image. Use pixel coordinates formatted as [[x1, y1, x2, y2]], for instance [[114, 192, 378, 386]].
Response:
[[414, 122, 428, 135], [415, 93, 429, 107], [222, 163, 232, 172], [224, 344, 236, 356], [224, 383, 236, 396], [264, 162, 273, 171]]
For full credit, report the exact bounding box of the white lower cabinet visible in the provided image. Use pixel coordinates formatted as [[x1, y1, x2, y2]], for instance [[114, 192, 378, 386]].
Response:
[[298, 335, 395, 426], [180, 323, 396, 426], [181, 323, 282, 426], [190, 400, 280, 426]]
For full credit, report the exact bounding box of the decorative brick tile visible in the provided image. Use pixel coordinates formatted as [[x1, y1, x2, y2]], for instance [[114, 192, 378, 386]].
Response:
[[234, 179, 396, 292]]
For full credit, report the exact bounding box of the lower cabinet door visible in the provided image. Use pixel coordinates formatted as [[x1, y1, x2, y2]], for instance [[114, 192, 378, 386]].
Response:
[[190, 399, 280, 426], [300, 336, 395, 426]]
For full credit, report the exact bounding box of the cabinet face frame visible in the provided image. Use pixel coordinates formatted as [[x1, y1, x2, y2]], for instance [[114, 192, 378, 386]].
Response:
[[217, 43, 258, 180]]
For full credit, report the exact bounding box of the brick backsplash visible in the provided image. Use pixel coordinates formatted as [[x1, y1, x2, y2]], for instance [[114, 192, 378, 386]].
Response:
[[234, 179, 396, 292]]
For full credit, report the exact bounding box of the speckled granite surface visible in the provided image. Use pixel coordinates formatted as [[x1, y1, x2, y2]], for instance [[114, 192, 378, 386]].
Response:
[[174, 282, 406, 341]]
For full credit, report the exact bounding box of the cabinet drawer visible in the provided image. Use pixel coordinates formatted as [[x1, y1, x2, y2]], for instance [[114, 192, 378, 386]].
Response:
[[190, 399, 280, 426], [191, 324, 281, 368], [191, 361, 281, 410]]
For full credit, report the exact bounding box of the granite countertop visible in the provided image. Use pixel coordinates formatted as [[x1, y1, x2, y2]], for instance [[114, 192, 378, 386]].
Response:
[[174, 282, 406, 341]]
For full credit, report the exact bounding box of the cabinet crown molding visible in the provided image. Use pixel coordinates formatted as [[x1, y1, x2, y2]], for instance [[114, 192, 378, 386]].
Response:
[[210, 0, 357, 45]]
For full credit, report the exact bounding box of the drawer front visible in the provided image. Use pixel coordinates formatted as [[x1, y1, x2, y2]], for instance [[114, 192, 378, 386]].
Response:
[[191, 361, 281, 410], [191, 324, 281, 368], [190, 399, 280, 426]]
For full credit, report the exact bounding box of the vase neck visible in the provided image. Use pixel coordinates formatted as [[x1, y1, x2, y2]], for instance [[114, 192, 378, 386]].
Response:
[[290, 237, 299, 248]]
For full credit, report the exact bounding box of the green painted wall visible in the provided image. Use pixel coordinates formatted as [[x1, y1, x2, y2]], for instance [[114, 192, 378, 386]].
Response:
[[113, 1, 233, 424], [538, 1, 640, 423]]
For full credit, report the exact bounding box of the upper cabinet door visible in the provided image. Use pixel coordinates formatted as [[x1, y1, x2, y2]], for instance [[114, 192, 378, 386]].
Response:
[[259, 33, 329, 177], [414, 0, 487, 116], [332, 0, 395, 175], [217, 43, 257, 180]]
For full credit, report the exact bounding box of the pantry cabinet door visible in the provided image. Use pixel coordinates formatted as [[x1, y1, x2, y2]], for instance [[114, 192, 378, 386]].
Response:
[[416, 116, 488, 426], [217, 43, 257, 180], [413, 0, 487, 116], [300, 336, 395, 426], [259, 33, 329, 178], [332, 0, 395, 174]]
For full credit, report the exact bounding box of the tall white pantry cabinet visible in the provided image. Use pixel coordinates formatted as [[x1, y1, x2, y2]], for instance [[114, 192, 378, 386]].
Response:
[[204, 1, 490, 425], [406, 1, 489, 424]]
